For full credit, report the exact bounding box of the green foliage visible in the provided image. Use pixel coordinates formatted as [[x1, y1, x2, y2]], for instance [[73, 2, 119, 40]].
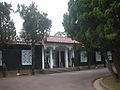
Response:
[[18, 3, 52, 42], [54, 31, 67, 36], [63, 0, 120, 80], [0, 2, 16, 48], [63, 0, 120, 51], [103, 76, 120, 90], [0, 2, 16, 77], [18, 3, 52, 75]]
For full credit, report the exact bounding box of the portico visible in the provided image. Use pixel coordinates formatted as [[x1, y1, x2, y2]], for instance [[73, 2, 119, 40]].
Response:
[[41, 36, 77, 69]]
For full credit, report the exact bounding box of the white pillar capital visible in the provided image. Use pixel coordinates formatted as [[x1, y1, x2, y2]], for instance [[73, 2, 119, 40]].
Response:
[[68, 46, 72, 50], [53, 46, 56, 50]]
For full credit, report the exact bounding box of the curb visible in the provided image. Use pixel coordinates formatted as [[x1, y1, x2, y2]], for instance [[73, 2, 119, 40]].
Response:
[[93, 76, 114, 90], [93, 78, 106, 90], [100, 77, 113, 90], [100, 76, 114, 90]]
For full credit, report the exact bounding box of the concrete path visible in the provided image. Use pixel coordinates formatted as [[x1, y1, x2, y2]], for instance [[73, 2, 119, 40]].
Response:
[[0, 68, 109, 90]]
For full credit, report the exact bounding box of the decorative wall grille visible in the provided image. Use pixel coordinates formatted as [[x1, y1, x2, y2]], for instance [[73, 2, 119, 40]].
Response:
[[107, 51, 112, 60], [96, 51, 101, 61], [21, 50, 32, 65], [80, 51, 87, 62]]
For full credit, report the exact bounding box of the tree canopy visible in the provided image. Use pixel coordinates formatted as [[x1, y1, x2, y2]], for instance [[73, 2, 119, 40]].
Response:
[[18, 3, 52, 75], [0, 2, 16, 48], [63, 0, 120, 80], [63, 0, 120, 51], [54, 31, 67, 36], [0, 2, 16, 77], [18, 3, 52, 42]]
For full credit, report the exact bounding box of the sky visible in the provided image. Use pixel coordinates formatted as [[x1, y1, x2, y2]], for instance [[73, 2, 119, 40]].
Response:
[[0, 0, 69, 35]]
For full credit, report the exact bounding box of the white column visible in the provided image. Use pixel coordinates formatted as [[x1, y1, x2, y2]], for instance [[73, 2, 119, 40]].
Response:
[[70, 50, 74, 64], [69, 51, 72, 67], [72, 50, 75, 57], [59, 51, 61, 67], [42, 47, 45, 69], [65, 48, 68, 68], [53, 47, 56, 67], [50, 48, 53, 69], [72, 49, 75, 67]]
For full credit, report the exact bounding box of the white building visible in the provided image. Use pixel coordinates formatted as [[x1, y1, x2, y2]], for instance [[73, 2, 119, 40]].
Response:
[[42, 36, 79, 69]]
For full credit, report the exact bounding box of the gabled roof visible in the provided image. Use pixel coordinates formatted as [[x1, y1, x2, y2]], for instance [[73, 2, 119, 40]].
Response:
[[12, 36, 79, 45], [47, 36, 79, 44]]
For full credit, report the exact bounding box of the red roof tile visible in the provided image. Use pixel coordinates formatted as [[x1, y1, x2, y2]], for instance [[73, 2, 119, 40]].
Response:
[[11, 36, 79, 45], [47, 36, 79, 44]]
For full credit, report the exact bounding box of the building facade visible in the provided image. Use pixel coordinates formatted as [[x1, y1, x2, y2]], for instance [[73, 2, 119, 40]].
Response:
[[0, 36, 112, 70]]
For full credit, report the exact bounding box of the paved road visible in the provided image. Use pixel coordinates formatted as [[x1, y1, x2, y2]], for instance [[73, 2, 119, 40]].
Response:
[[0, 68, 109, 90]]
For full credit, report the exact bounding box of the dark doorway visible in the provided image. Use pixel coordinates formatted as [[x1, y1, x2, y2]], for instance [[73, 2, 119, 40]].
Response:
[[61, 51, 65, 67], [55, 51, 65, 68]]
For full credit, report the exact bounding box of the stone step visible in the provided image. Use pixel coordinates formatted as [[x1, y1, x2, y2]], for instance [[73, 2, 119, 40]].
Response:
[[39, 67, 80, 74]]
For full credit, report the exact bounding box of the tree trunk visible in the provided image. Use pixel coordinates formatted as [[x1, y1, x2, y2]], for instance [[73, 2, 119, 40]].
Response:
[[102, 51, 118, 81], [87, 51, 91, 69], [101, 52, 106, 67], [31, 42, 35, 75], [113, 49, 120, 81], [2, 49, 7, 77]]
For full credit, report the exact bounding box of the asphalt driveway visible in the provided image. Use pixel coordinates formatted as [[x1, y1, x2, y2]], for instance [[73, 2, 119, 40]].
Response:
[[0, 68, 109, 90]]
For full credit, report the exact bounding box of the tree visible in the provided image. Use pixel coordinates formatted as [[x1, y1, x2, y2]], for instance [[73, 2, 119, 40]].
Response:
[[18, 3, 52, 75], [54, 31, 67, 36], [0, 2, 16, 77], [63, 0, 120, 81]]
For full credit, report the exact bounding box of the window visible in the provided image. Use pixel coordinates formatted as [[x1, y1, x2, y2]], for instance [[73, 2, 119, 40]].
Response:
[[96, 51, 101, 61], [80, 51, 87, 62], [0, 51, 2, 66], [21, 50, 32, 65], [107, 51, 112, 60]]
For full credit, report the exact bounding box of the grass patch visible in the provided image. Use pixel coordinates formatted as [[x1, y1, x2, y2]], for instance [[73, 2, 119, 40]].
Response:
[[103, 76, 120, 90]]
